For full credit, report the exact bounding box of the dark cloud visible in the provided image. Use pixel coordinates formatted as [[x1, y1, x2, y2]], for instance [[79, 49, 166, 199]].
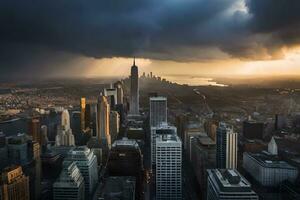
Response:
[[0, 0, 300, 78]]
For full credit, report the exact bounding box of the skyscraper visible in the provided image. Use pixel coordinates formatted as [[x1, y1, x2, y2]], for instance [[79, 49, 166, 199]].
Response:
[[85, 104, 91, 130], [7, 134, 28, 165], [29, 118, 41, 145], [114, 81, 124, 104], [129, 58, 139, 115], [151, 124, 176, 166], [65, 146, 98, 197], [216, 123, 237, 169], [53, 161, 85, 200], [80, 97, 86, 131], [0, 166, 30, 200], [156, 135, 182, 200], [150, 97, 167, 127], [109, 111, 120, 142], [96, 93, 111, 148], [207, 169, 258, 200], [55, 109, 75, 146], [104, 88, 118, 109]]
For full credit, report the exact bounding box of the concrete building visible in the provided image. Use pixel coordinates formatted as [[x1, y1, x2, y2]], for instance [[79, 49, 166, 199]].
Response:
[[114, 81, 124, 105], [109, 111, 120, 142], [55, 109, 75, 146], [243, 151, 298, 187], [268, 136, 278, 155], [151, 124, 176, 166], [65, 146, 98, 197], [216, 123, 237, 169], [0, 166, 30, 200], [96, 93, 111, 149], [29, 118, 41, 145], [108, 137, 143, 199], [191, 134, 216, 198], [53, 161, 85, 200], [104, 87, 118, 109], [7, 134, 28, 165], [156, 135, 182, 200], [207, 169, 258, 200], [149, 96, 167, 127], [129, 58, 139, 115]]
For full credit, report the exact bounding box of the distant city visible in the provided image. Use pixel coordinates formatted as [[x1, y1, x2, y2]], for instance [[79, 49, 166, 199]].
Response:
[[0, 59, 300, 200]]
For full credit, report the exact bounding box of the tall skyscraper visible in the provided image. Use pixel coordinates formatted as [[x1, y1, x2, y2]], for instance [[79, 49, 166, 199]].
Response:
[[53, 161, 85, 200], [29, 118, 41, 145], [216, 123, 237, 169], [27, 141, 41, 200], [109, 111, 120, 142], [151, 124, 176, 166], [207, 169, 258, 200], [0, 166, 30, 200], [104, 88, 118, 109], [96, 93, 111, 148], [129, 58, 139, 115], [107, 137, 144, 199], [85, 104, 91, 130], [65, 146, 98, 197], [150, 97, 167, 127], [55, 109, 75, 146], [156, 135, 182, 200], [80, 97, 86, 131]]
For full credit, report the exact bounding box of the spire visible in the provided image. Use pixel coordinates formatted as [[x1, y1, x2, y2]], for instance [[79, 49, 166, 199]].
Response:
[[133, 57, 135, 66]]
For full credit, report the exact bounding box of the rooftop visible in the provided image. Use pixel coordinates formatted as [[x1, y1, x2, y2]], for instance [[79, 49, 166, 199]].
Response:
[[149, 96, 167, 101], [112, 137, 139, 148], [245, 151, 297, 170]]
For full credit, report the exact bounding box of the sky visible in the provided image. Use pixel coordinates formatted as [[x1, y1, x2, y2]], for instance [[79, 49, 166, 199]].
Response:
[[0, 0, 300, 80]]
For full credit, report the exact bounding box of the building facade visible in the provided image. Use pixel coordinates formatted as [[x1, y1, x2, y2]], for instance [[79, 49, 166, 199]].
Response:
[[53, 161, 85, 200], [96, 93, 111, 148], [243, 152, 298, 187], [65, 146, 98, 197], [149, 97, 167, 127], [55, 109, 75, 146], [216, 123, 237, 169], [156, 135, 182, 200]]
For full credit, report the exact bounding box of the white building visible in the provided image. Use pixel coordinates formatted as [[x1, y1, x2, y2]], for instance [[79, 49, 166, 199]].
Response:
[[149, 97, 167, 127], [53, 161, 85, 200], [151, 124, 176, 166], [55, 109, 75, 146], [207, 169, 258, 200], [243, 151, 298, 187], [66, 146, 98, 197], [156, 135, 182, 200]]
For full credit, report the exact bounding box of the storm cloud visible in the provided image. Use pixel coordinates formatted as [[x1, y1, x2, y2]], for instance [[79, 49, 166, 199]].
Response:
[[0, 0, 300, 77]]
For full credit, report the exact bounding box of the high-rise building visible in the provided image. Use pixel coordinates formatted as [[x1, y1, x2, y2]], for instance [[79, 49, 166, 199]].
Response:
[[149, 97, 167, 127], [104, 88, 118, 109], [0, 166, 30, 200], [151, 124, 176, 166], [109, 111, 120, 142], [216, 123, 237, 169], [129, 58, 139, 115], [114, 81, 124, 104], [65, 146, 98, 197], [80, 97, 86, 131], [85, 104, 91, 130], [207, 169, 258, 200], [190, 134, 216, 199], [53, 161, 85, 200], [27, 141, 41, 200], [40, 125, 48, 146], [55, 109, 75, 146], [29, 118, 41, 144], [156, 135, 182, 200], [7, 134, 28, 165], [107, 137, 143, 199], [96, 93, 111, 148]]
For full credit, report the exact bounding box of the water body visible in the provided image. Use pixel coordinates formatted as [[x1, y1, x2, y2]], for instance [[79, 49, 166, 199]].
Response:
[[163, 76, 227, 87]]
